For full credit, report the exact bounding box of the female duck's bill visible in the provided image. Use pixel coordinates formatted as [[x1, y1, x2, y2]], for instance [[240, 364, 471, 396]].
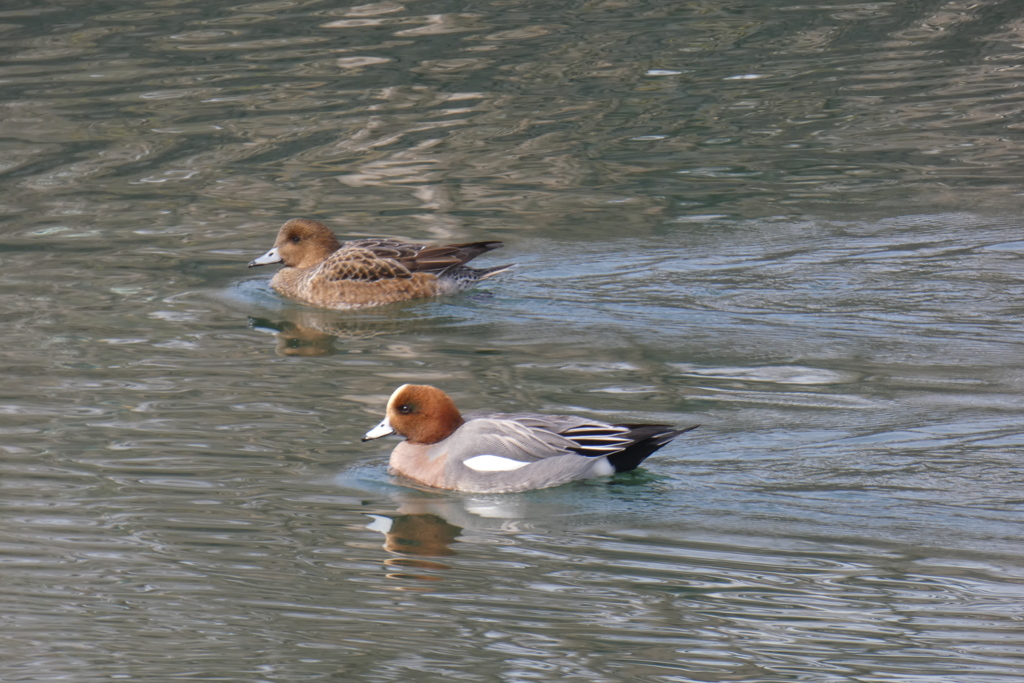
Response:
[[249, 247, 282, 266], [248, 218, 513, 310], [363, 384, 697, 493]]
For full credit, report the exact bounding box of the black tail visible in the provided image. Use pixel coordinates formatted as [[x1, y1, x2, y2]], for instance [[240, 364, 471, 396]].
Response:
[[604, 424, 699, 473]]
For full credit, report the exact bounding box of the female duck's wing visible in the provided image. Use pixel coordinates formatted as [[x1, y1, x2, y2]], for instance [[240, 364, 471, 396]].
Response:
[[343, 240, 504, 275], [316, 247, 415, 282]]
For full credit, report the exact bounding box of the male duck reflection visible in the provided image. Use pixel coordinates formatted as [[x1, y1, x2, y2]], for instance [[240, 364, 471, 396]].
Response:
[[249, 218, 513, 310], [363, 384, 697, 493]]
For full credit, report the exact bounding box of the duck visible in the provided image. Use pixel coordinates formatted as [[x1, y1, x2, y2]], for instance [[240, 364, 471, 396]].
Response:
[[249, 218, 513, 310], [362, 384, 698, 493]]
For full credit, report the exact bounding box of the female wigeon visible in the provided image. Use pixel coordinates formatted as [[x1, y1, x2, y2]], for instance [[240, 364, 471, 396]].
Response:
[[249, 218, 513, 310], [363, 384, 697, 493]]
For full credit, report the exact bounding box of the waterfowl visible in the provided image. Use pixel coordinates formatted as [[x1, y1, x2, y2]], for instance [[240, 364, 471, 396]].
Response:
[[363, 384, 697, 493], [249, 218, 513, 310]]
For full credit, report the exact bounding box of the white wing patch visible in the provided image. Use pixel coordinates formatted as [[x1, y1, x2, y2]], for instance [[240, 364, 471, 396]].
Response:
[[464, 455, 531, 472]]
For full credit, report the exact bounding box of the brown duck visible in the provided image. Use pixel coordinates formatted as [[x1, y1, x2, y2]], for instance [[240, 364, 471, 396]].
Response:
[[249, 218, 513, 310]]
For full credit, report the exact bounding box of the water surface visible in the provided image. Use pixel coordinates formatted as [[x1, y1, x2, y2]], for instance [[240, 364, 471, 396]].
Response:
[[2, 0, 1023, 681]]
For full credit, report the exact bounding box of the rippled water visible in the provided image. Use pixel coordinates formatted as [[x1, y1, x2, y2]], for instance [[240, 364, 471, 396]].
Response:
[[2, 0, 1024, 681]]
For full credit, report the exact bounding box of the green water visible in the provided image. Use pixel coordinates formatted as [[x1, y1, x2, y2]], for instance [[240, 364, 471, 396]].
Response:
[[2, 0, 1023, 680]]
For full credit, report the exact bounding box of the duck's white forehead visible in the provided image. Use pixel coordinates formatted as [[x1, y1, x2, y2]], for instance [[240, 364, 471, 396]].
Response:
[[386, 384, 411, 411]]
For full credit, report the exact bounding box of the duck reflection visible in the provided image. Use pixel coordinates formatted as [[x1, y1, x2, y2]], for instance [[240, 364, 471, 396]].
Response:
[[249, 317, 339, 356], [342, 467, 620, 581], [248, 309, 405, 356], [360, 489, 553, 568], [366, 512, 462, 558], [366, 510, 463, 583]]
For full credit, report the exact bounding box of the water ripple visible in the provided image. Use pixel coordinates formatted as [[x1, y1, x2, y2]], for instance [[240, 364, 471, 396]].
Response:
[[2, 1, 1024, 680]]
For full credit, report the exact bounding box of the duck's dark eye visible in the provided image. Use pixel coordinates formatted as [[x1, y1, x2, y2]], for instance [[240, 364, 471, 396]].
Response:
[[397, 403, 413, 415], [290, 235, 301, 244]]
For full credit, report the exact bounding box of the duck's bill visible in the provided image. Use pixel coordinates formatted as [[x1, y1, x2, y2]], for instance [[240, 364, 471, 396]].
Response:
[[362, 417, 395, 441], [248, 247, 282, 267]]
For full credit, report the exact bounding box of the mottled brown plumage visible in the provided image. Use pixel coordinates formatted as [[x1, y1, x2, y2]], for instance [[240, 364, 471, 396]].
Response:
[[249, 218, 513, 310]]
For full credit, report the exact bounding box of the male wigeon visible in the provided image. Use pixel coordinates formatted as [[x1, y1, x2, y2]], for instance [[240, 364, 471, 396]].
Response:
[[363, 384, 697, 493], [249, 218, 513, 310]]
